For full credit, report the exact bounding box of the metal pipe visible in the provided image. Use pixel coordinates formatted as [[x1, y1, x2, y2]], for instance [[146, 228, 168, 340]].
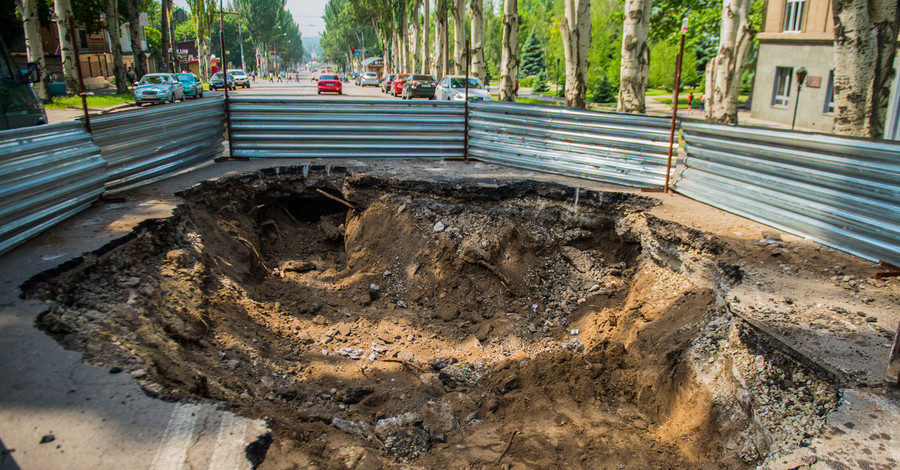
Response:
[[68, 14, 92, 133], [219, 0, 234, 157], [664, 18, 687, 194]]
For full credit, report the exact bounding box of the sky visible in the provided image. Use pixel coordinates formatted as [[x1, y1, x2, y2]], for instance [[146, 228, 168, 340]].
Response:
[[173, 0, 328, 37]]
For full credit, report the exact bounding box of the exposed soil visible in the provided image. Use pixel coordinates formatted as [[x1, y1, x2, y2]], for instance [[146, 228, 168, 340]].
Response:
[[24, 168, 851, 469]]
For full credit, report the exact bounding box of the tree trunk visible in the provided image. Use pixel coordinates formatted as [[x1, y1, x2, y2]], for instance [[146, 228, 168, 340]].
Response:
[[500, 0, 518, 101], [106, 0, 128, 93], [413, 1, 422, 73], [15, 0, 49, 101], [452, 0, 466, 74], [436, 0, 449, 78], [706, 0, 752, 123], [617, 0, 650, 113], [401, 5, 411, 72], [54, 0, 78, 95], [832, 0, 900, 138], [161, 0, 172, 71], [124, 0, 147, 79], [560, 0, 590, 108], [470, 0, 485, 80], [423, 0, 431, 74]]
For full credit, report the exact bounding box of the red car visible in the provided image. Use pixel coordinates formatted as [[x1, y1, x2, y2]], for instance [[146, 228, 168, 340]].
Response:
[[391, 73, 411, 96], [317, 74, 342, 94]]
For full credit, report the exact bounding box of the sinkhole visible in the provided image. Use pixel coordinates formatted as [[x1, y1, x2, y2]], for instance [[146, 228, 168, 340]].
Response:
[[24, 167, 839, 469]]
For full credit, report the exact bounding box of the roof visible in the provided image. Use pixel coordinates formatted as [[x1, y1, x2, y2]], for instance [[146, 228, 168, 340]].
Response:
[[361, 57, 384, 67]]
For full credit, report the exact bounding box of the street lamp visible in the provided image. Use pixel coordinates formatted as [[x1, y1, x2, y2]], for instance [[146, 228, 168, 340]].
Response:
[[791, 66, 808, 131], [556, 58, 560, 96]]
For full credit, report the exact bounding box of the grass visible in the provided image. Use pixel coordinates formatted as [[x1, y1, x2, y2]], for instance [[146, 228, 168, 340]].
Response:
[[45, 93, 135, 110], [653, 95, 748, 107]]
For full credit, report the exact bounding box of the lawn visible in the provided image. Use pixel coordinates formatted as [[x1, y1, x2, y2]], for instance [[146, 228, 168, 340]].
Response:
[[45, 93, 135, 110]]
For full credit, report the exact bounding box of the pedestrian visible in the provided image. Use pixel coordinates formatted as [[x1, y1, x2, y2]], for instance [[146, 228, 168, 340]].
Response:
[[251, 71, 256, 82], [687, 92, 694, 113], [698, 94, 705, 112], [211, 64, 219, 75], [125, 66, 136, 89], [514, 80, 519, 97]]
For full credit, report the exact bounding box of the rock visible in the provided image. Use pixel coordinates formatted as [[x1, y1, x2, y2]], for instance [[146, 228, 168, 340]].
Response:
[[428, 357, 458, 371], [39, 434, 55, 444], [560, 337, 584, 353], [383, 270, 392, 277], [312, 315, 328, 325], [337, 323, 351, 336], [369, 284, 381, 301], [131, 368, 148, 378], [336, 348, 366, 360], [296, 331, 313, 344], [278, 260, 316, 273], [260, 375, 276, 390], [499, 378, 518, 394], [439, 363, 482, 388], [337, 387, 374, 404], [223, 359, 240, 370], [382, 426, 430, 459], [396, 300, 408, 308], [433, 222, 445, 233], [319, 217, 343, 240]]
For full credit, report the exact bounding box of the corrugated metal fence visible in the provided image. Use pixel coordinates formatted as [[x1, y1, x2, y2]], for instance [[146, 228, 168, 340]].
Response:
[[91, 98, 225, 193], [228, 98, 465, 159], [0, 122, 106, 255], [675, 122, 900, 266], [468, 101, 675, 188]]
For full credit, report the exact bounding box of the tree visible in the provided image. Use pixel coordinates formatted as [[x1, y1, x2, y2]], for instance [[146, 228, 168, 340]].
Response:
[[705, 0, 753, 123], [436, 0, 449, 77], [618, 0, 650, 113], [186, 0, 216, 80], [591, 72, 615, 103], [560, 0, 590, 108], [53, 0, 78, 95], [161, 0, 173, 71], [451, 0, 466, 73], [533, 69, 549, 91], [500, 0, 518, 101], [15, 0, 49, 101], [470, 0, 485, 79], [832, 0, 900, 138], [519, 30, 545, 76], [422, 0, 430, 74], [105, 0, 127, 93], [125, 0, 147, 79]]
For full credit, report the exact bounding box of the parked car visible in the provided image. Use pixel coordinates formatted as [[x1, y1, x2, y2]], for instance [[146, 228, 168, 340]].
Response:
[[175, 73, 204, 98], [317, 74, 343, 94], [209, 71, 235, 91], [391, 73, 411, 96], [228, 69, 250, 88], [134, 73, 185, 106], [0, 37, 46, 129], [435, 75, 492, 101], [381, 74, 396, 93], [401, 74, 437, 100], [360, 72, 380, 87]]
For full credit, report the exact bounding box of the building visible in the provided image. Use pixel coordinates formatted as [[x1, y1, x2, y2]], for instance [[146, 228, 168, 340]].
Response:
[[751, 0, 900, 137]]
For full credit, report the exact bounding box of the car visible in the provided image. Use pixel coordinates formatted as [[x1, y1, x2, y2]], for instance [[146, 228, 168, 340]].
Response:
[[401, 74, 437, 99], [435, 75, 492, 101], [317, 74, 343, 94], [175, 72, 204, 98], [391, 73, 411, 96], [360, 72, 380, 87], [228, 69, 250, 88], [0, 36, 46, 129], [134, 73, 185, 106], [209, 71, 235, 90], [381, 74, 396, 93]]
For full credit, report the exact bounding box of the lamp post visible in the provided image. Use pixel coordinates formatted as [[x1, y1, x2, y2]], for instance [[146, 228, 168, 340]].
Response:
[[791, 66, 807, 131], [556, 58, 560, 96]]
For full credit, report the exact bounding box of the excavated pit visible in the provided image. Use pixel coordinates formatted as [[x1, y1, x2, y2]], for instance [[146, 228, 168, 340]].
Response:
[[25, 167, 839, 468]]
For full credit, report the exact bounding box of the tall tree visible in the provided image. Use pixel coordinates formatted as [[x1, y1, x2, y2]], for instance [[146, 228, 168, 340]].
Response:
[[413, 0, 422, 72], [519, 30, 544, 76], [423, 0, 430, 74], [161, 0, 172, 71], [105, 0, 127, 93], [832, 0, 900, 138], [470, 0, 485, 79], [561, 0, 591, 108], [618, 0, 650, 112], [54, 0, 78, 95], [187, 0, 216, 80], [15, 0, 49, 101], [125, 0, 147, 79], [436, 0, 449, 77], [499, 0, 518, 100], [452, 0, 466, 73], [705, 0, 753, 123]]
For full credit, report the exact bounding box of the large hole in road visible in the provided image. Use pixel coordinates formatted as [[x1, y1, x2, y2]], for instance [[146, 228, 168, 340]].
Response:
[[25, 167, 839, 468]]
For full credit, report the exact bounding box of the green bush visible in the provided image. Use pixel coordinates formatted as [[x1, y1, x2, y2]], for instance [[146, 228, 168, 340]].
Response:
[[533, 71, 549, 92], [590, 74, 616, 103], [519, 75, 535, 88]]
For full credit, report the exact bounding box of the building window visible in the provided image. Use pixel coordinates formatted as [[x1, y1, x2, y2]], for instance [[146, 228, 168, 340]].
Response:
[[783, 0, 805, 32], [772, 66, 793, 107], [824, 70, 835, 114]]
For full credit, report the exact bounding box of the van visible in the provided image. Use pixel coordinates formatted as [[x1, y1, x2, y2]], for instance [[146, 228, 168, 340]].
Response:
[[0, 37, 48, 130]]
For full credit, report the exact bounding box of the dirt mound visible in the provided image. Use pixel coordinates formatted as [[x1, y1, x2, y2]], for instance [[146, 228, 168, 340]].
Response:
[[25, 168, 838, 469]]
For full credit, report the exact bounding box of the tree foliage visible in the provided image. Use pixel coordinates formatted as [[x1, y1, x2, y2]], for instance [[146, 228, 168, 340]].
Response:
[[519, 30, 545, 76]]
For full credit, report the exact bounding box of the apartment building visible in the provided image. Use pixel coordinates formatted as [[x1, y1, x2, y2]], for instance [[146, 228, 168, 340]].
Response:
[[751, 0, 900, 137]]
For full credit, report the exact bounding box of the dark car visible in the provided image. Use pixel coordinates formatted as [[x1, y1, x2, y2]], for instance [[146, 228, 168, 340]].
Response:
[[175, 73, 204, 98], [0, 37, 46, 129], [391, 73, 411, 96], [381, 74, 396, 93], [209, 72, 235, 91], [401, 74, 437, 100]]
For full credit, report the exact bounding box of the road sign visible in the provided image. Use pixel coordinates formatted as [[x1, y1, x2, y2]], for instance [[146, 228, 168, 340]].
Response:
[[257, 53, 261, 59], [355, 50, 361, 57], [139, 12, 148, 27]]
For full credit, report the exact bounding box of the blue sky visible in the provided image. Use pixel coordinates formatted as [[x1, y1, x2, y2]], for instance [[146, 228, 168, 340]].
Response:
[[174, 0, 328, 37]]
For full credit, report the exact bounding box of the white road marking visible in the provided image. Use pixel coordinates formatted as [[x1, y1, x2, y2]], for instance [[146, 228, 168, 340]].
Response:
[[207, 412, 250, 470], [150, 403, 205, 470]]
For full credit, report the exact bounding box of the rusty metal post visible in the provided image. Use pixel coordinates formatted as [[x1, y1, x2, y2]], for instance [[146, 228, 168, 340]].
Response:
[[664, 18, 688, 194], [887, 321, 900, 386], [219, 0, 234, 158], [68, 14, 92, 133], [464, 39, 470, 164]]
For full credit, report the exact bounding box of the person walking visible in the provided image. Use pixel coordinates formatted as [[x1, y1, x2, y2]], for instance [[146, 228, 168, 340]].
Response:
[[687, 92, 694, 114], [125, 66, 136, 89]]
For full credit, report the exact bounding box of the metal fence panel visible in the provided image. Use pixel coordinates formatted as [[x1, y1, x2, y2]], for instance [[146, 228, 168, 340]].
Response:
[[90, 98, 225, 193], [229, 98, 465, 159], [675, 121, 900, 265], [467, 101, 675, 188], [0, 122, 105, 255]]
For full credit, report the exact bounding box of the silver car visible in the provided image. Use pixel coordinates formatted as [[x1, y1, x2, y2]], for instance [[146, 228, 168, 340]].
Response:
[[435, 75, 492, 101], [228, 69, 251, 88], [134, 73, 185, 106], [360, 72, 380, 86]]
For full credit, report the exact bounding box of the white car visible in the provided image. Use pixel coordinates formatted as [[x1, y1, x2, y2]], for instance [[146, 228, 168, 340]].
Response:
[[228, 69, 250, 88], [435, 75, 492, 101], [360, 72, 380, 86]]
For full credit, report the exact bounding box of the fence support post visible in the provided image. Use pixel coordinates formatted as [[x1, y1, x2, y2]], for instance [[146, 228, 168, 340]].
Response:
[[664, 18, 688, 194], [464, 39, 470, 163], [68, 14, 92, 134]]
